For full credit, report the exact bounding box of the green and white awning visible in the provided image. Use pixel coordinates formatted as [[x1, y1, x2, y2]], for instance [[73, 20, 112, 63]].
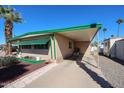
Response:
[[15, 37, 50, 45]]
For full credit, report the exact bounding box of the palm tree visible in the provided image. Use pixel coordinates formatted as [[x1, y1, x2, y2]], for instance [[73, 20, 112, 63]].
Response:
[[103, 28, 107, 40], [116, 18, 124, 37], [0, 6, 22, 55]]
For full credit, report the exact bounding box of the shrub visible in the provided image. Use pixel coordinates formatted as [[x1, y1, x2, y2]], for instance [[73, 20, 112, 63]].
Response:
[[0, 56, 19, 67]]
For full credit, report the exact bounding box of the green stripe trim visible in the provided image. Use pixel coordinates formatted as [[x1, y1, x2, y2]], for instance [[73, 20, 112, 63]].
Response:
[[15, 37, 50, 45], [11, 24, 102, 40], [50, 36, 53, 59], [53, 35, 56, 60], [18, 58, 46, 64]]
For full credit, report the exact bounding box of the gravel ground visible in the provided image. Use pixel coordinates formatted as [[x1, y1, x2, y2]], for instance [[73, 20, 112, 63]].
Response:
[[99, 55, 124, 88]]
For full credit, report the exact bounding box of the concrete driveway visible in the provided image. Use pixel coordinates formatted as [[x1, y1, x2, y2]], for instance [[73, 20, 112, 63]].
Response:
[[25, 57, 112, 88]]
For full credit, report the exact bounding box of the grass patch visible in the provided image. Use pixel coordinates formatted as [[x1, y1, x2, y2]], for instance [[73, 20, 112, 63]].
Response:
[[18, 58, 46, 64]]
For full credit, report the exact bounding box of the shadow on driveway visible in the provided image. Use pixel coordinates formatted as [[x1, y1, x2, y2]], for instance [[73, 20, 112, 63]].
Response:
[[76, 60, 113, 88]]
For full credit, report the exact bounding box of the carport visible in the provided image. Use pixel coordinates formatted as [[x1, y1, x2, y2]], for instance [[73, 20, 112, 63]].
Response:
[[54, 24, 101, 62]]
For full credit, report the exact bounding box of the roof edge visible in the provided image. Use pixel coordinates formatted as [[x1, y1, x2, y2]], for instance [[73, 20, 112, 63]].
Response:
[[11, 23, 102, 41]]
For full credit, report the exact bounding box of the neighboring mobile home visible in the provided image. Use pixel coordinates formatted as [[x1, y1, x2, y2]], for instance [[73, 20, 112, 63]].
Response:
[[103, 37, 122, 57], [115, 39, 124, 61], [10, 24, 101, 62]]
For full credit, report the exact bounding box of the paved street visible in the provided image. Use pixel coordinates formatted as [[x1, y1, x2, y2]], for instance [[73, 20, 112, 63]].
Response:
[[25, 57, 112, 88], [99, 55, 124, 88]]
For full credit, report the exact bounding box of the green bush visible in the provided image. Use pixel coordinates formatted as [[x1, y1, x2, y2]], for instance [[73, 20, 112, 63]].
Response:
[[0, 56, 19, 67]]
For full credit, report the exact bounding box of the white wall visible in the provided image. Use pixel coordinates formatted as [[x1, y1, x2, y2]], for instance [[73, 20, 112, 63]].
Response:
[[115, 40, 124, 61]]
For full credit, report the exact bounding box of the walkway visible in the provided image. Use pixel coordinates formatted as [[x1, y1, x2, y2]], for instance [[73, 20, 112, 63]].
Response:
[[25, 56, 112, 88]]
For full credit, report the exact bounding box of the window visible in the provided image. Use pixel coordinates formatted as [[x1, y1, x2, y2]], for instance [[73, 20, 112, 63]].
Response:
[[69, 41, 72, 49], [34, 44, 48, 49], [21, 45, 32, 49]]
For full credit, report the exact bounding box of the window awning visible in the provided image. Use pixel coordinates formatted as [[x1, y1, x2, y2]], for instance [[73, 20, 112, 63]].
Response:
[[15, 37, 50, 45]]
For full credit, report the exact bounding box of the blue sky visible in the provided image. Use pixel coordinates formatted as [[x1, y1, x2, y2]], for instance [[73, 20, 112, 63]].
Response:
[[0, 5, 124, 44]]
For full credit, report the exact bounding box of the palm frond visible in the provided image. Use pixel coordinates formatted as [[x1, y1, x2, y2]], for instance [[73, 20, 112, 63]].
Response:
[[13, 12, 23, 23], [0, 5, 6, 15], [0, 11, 2, 18], [1, 6, 23, 23], [4, 13, 12, 21]]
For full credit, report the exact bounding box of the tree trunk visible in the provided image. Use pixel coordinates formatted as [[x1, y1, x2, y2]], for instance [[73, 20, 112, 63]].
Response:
[[4, 20, 13, 55], [117, 24, 120, 37], [104, 31, 105, 40]]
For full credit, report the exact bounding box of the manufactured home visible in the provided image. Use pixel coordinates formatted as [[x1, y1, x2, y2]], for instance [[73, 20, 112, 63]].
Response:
[[115, 39, 124, 61], [10, 24, 101, 62], [103, 38, 122, 57]]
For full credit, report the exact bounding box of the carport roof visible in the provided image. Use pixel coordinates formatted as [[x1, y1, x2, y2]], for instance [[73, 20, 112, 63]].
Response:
[[11, 23, 102, 40]]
